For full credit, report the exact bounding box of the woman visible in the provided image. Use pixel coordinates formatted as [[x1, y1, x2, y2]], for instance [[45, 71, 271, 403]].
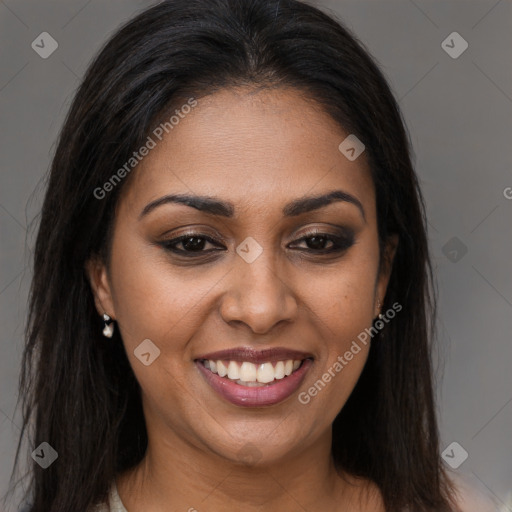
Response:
[[7, 0, 501, 510]]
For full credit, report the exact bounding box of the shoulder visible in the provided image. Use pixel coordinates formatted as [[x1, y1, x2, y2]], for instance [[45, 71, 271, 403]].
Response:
[[449, 472, 503, 512]]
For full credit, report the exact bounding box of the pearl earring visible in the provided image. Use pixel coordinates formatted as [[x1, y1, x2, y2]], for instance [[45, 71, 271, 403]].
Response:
[[377, 299, 384, 320], [102, 313, 114, 338]]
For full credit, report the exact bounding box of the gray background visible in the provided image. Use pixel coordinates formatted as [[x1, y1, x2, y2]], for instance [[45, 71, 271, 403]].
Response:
[[0, 0, 511, 510]]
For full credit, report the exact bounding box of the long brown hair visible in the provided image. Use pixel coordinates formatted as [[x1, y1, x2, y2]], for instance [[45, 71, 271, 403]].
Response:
[[6, 0, 458, 510]]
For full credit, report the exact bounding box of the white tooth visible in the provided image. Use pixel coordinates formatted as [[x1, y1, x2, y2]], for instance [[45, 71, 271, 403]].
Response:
[[257, 362, 275, 383], [292, 360, 301, 371], [284, 360, 293, 376], [217, 360, 227, 377], [204, 360, 211, 370], [239, 362, 257, 382], [209, 360, 217, 373], [236, 379, 265, 387], [274, 361, 285, 379], [227, 361, 240, 380]]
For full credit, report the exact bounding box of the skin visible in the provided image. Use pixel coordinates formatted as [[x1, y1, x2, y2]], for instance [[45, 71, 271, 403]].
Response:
[[86, 86, 398, 511]]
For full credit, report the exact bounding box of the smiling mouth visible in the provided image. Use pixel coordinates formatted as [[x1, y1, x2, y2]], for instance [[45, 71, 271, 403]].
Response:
[[198, 358, 309, 387]]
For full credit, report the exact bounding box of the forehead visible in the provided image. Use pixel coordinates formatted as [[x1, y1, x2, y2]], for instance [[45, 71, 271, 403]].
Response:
[[118, 86, 375, 220]]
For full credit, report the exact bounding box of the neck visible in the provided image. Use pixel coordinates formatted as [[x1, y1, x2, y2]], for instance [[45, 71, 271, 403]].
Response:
[[115, 422, 371, 511]]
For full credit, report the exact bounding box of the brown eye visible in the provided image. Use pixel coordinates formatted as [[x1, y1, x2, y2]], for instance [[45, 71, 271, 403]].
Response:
[[303, 235, 334, 250], [159, 233, 224, 256], [179, 236, 208, 252], [290, 230, 355, 254]]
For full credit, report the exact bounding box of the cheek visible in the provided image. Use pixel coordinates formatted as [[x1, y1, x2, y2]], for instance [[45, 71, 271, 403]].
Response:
[[296, 245, 378, 414], [298, 280, 373, 424], [108, 235, 222, 353], [107, 237, 212, 418], [305, 247, 379, 345]]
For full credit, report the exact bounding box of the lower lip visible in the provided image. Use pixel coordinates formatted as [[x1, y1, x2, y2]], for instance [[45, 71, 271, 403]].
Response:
[[195, 359, 313, 407]]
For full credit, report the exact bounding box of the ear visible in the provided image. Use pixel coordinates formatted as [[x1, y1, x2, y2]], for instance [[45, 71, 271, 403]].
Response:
[[85, 256, 116, 320], [375, 234, 399, 317]]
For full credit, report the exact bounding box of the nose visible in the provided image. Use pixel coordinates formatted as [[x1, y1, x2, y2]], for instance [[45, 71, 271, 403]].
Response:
[[219, 250, 298, 335]]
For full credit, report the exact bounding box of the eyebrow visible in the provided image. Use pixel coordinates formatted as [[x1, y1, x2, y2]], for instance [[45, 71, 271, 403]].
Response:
[[138, 189, 366, 222]]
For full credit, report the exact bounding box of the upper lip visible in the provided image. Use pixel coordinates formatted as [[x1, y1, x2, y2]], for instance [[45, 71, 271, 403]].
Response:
[[195, 347, 314, 364]]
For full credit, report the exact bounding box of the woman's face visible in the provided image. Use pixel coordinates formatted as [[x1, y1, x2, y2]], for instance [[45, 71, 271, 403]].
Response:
[[87, 86, 397, 467]]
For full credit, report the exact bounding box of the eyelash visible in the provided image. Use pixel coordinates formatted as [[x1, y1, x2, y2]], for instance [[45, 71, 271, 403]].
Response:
[[158, 229, 354, 258]]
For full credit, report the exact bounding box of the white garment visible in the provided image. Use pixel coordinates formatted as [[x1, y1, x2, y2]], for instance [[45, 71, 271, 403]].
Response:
[[89, 480, 128, 512]]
